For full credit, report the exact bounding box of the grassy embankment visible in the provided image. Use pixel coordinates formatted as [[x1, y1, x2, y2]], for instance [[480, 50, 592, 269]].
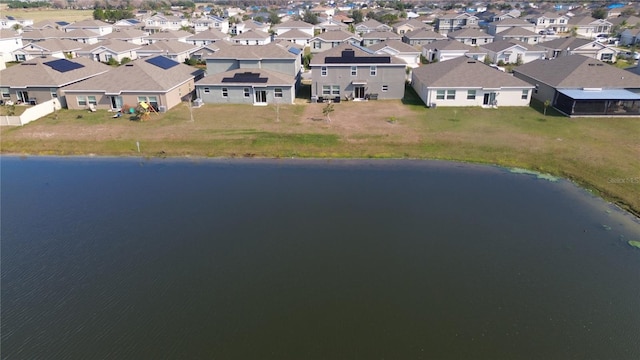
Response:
[[1, 87, 639, 216], [0, 7, 93, 23]]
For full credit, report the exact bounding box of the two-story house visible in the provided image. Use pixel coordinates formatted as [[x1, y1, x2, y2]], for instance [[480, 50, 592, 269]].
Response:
[[355, 19, 393, 35], [361, 31, 402, 46], [567, 16, 613, 38], [144, 15, 190, 33], [435, 12, 478, 35], [487, 18, 536, 36], [64, 20, 113, 36], [447, 27, 494, 46], [310, 43, 406, 101], [0, 30, 23, 66], [310, 30, 361, 53], [100, 29, 149, 45], [402, 28, 447, 47], [525, 12, 569, 33], [196, 43, 301, 105], [193, 15, 229, 34], [480, 40, 546, 64]]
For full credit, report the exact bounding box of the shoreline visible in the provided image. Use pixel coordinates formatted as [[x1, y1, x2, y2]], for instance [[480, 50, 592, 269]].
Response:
[[4, 153, 639, 220]]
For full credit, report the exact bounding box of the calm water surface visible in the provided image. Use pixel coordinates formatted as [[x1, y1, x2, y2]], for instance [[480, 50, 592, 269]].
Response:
[[2, 157, 639, 359]]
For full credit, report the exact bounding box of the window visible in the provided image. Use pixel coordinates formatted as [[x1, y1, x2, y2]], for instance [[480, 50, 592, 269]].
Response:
[[351, 66, 357, 76], [321, 66, 327, 76], [221, 87, 228, 97], [244, 88, 250, 97], [137, 96, 158, 109], [467, 90, 476, 100], [521, 89, 529, 100], [534, 84, 539, 94], [1, 88, 9, 98], [601, 53, 613, 61], [204, 87, 210, 93], [331, 85, 340, 96], [382, 85, 388, 92], [436, 90, 445, 100], [322, 85, 331, 95], [314, 41, 321, 49], [77, 96, 87, 106], [88, 96, 97, 105], [50, 88, 58, 98], [446, 90, 455, 100], [275, 88, 283, 98], [370, 66, 377, 76], [15, 54, 25, 61]]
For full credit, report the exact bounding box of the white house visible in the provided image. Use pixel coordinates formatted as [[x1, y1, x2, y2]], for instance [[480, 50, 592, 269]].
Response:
[[480, 40, 546, 64], [0, 30, 23, 65], [411, 56, 534, 108]]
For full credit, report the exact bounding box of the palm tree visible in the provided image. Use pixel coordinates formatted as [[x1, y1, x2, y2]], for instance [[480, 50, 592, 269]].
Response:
[[322, 103, 334, 123]]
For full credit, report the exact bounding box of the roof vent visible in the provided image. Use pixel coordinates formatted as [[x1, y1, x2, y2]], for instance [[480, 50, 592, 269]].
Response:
[[342, 49, 355, 57]]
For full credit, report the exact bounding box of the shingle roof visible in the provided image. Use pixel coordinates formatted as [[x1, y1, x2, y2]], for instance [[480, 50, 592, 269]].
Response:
[[313, 29, 360, 41], [310, 42, 405, 65], [357, 19, 385, 29], [403, 28, 447, 40], [536, 37, 592, 51], [276, 28, 312, 39], [513, 54, 640, 88], [186, 28, 227, 41], [447, 27, 494, 39], [272, 20, 314, 30], [0, 29, 20, 39], [20, 28, 66, 41], [480, 40, 544, 52], [100, 29, 148, 40], [492, 18, 531, 26], [233, 29, 270, 40], [63, 57, 203, 93], [146, 30, 192, 40], [203, 42, 296, 60], [139, 40, 200, 54], [78, 39, 142, 53], [362, 31, 401, 40], [196, 67, 294, 86], [412, 56, 533, 88], [0, 56, 111, 87], [20, 38, 83, 53], [498, 27, 539, 37], [422, 39, 480, 52], [368, 39, 420, 53], [62, 29, 101, 39], [65, 19, 112, 28]]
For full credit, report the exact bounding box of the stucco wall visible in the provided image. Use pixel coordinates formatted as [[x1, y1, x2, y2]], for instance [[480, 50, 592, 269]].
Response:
[[311, 64, 406, 99]]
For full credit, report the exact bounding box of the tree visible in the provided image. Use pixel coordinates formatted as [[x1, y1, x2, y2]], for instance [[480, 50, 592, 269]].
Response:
[[351, 10, 363, 24], [268, 11, 281, 25], [591, 8, 607, 20], [543, 99, 551, 116], [322, 103, 334, 123], [302, 10, 319, 25]]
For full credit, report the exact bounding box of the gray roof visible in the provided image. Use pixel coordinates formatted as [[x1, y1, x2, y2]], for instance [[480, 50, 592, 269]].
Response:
[[62, 29, 101, 39], [233, 29, 270, 40], [0, 29, 20, 39], [78, 39, 142, 53], [412, 56, 533, 88], [310, 42, 405, 65], [272, 20, 314, 30], [64, 56, 203, 93], [100, 29, 148, 40], [20, 28, 66, 41], [498, 27, 539, 37], [513, 54, 640, 88], [356, 19, 386, 29], [186, 28, 227, 41], [20, 38, 83, 53], [276, 28, 312, 39], [568, 15, 602, 26], [480, 40, 544, 52], [203, 42, 296, 60], [66, 19, 112, 28], [447, 27, 494, 39], [422, 39, 481, 52], [491, 18, 531, 26], [368, 40, 420, 53], [362, 31, 401, 40], [0, 56, 111, 87], [403, 28, 447, 40], [312, 29, 360, 41], [196, 68, 294, 86], [536, 37, 593, 51], [138, 40, 200, 55], [392, 18, 429, 29], [146, 30, 192, 40]]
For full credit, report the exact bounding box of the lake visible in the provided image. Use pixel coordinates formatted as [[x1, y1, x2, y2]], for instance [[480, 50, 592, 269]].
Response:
[[1, 157, 639, 359]]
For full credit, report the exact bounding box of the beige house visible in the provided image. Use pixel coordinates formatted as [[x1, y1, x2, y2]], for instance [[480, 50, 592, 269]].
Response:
[[76, 39, 141, 63], [63, 56, 204, 112], [310, 30, 361, 53]]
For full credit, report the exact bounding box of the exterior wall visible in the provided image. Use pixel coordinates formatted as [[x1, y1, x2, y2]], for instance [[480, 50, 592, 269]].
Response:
[[206, 58, 238, 74], [410, 77, 531, 107], [6, 87, 55, 105], [512, 71, 557, 104], [261, 59, 299, 77], [454, 37, 493, 46], [620, 30, 640, 46], [311, 64, 406, 100], [64, 87, 194, 111], [197, 84, 294, 104], [572, 47, 617, 62], [165, 80, 196, 108], [310, 40, 347, 53], [275, 27, 314, 37]]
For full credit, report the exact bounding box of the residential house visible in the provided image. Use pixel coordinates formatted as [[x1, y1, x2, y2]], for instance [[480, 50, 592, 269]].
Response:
[[190, 43, 224, 61], [20, 28, 66, 43], [476, 9, 521, 23], [0, 16, 33, 30], [447, 27, 494, 46], [0, 30, 23, 65], [145, 30, 192, 44], [619, 28, 640, 46], [513, 55, 640, 116], [231, 29, 271, 45], [276, 29, 312, 47], [309, 43, 406, 101], [310, 5, 335, 18], [537, 37, 618, 62], [392, 18, 431, 35], [0, 56, 110, 107], [185, 29, 229, 46], [609, 15, 640, 31], [368, 40, 421, 68], [355, 19, 392, 35], [61, 29, 101, 45], [310, 30, 361, 53], [64, 20, 113, 36], [137, 41, 201, 63], [525, 12, 570, 33], [25, 20, 69, 31], [196, 43, 301, 105], [193, 15, 229, 34], [495, 27, 543, 45], [434, 12, 479, 34], [272, 20, 315, 37], [411, 56, 533, 108], [402, 28, 447, 46], [567, 16, 613, 38], [113, 18, 145, 30], [100, 29, 149, 45], [232, 20, 269, 35], [487, 18, 536, 36], [315, 18, 350, 33], [64, 56, 204, 112], [76, 39, 141, 63], [361, 31, 402, 46], [14, 39, 82, 61], [422, 39, 487, 63], [480, 40, 546, 64], [144, 15, 190, 33]]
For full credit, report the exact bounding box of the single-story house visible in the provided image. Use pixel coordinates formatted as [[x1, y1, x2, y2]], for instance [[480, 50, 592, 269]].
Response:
[[422, 39, 487, 63], [402, 28, 447, 46], [231, 29, 271, 45], [411, 56, 534, 108], [137, 40, 201, 63], [567, 16, 612, 38], [61, 29, 101, 45], [99, 29, 149, 45], [64, 19, 113, 36], [480, 40, 546, 64], [447, 27, 494, 46], [495, 27, 543, 45], [368, 40, 421, 68], [0, 56, 111, 107], [145, 30, 192, 44], [272, 20, 315, 37], [185, 29, 229, 46], [513, 55, 640, 116], [537, 37, 618, 62], [310, 30, 361, 53], [361, 31, 402, 46], [63, 56, 204, 112], [276, 29, 312, 47], [14, 39, 82, 61]]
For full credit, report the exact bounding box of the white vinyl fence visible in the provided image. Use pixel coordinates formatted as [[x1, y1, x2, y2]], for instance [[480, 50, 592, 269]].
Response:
[[1, 99, 61, 126]]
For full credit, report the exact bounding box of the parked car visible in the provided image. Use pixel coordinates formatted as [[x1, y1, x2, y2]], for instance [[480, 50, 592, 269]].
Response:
[[596, 34, 609, 42]]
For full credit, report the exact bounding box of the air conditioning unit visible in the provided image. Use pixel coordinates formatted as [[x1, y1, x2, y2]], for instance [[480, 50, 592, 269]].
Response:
[[193, 98, 203, 108], [158, 105, 167, 113]]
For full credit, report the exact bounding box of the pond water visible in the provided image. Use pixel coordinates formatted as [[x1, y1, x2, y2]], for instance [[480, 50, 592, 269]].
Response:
[[2, 157, 639, 359]]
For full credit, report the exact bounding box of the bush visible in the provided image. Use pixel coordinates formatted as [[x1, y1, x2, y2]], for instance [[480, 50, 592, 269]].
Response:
[[121, 57, 131, 65]]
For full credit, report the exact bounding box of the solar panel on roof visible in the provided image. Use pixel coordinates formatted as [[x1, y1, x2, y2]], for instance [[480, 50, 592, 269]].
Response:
[[325, 56, 391, 64], [288, 47, 302, 55], [221, 72, 268, 83], [43, 59, 85, 73], [57, 21, 70, 26], [145, 56, 180, 70]]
